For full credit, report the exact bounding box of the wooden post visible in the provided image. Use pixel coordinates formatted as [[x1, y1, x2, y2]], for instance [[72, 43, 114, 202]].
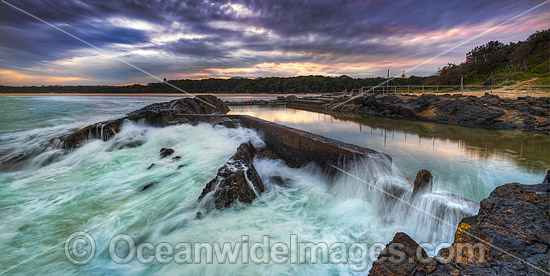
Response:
[[527, 86, 530, 96], [436, 85, 438, 93], [394, 86, 397, 93], [386, 69, 389, 95], [422, 85, 424, 94], [460, 75, 465, 95], [491, 85, 493, 95]]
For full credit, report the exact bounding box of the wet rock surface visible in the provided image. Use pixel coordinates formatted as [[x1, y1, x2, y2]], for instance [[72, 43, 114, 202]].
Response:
[[127, 95, 229, 117], [198, 142, 265, 210], [369, 171, 550, 276], [59, 95, 228, 150], [159, 148, 174, 158], [326, 93, 550, 133], [412, 169, 433, 195], [0, 96, 229, 171]]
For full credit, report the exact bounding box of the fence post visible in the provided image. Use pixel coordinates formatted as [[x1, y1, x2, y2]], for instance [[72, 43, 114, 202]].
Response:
[[527, 86, 530, 96], [422, 85, 424, 94], [407, 85, 410, 93], [436, 85, 438, 93], [394, 86, 397, 94], [490, 85, 493, 95]]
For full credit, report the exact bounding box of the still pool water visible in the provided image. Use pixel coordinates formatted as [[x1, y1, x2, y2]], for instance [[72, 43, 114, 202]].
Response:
[[230, 105, 549, 202], [0, 96, 547, 275]]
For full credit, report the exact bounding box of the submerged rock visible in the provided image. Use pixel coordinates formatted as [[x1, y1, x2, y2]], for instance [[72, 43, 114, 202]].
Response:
[[140, 181, 158, 191], [412, 169, 433, 195], [198, 142, 265, 210], [369, 171, 550, 276], [160, 148, 174, 158]]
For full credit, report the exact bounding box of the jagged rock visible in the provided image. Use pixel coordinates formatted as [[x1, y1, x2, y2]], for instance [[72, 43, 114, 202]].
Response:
[[198, 142, 265, 209], [127, 95, 229, 117], [369, 171, 550, 276], [58, 95, 228, 150], [160, 148, 174, 158], [412, 169, 433, 195], [177, 164, 186, 169], [370, 232, 438, 276], [326, 94, 549, 133]]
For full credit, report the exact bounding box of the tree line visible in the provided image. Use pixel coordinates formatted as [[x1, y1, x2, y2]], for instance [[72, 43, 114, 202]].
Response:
[[425, 29, 549, 85], [1, 29, 547, 93]]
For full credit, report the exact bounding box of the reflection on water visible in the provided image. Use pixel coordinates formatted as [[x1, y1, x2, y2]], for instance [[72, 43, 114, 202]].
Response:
[[230, 105, 550, 202]]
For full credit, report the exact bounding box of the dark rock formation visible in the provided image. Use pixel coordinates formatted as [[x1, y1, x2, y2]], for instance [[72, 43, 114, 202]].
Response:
[[140, 181, 158, 191], [127, 95, 229, 117], [412, 169, 433, 195], [147, 163, 155, 170], [160, 148, 174, 158], [369, 171, 550, 276], [172, 156, 181, 160], [326, 93, 550, 133], [370, 232, 436, 275], [59, 95, 228, 150], [198, 142, 265, 209]]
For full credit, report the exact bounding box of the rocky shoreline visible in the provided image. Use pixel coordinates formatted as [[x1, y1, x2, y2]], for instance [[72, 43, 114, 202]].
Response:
[[323, 93, 550, 134], [369, 171, 550, 275]]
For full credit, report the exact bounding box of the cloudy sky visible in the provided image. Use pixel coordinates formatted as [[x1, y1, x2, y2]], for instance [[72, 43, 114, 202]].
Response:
[[0, 0, 548, 86]]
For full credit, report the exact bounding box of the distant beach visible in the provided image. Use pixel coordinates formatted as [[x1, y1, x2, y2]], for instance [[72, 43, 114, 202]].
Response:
[[0, 92, 320, 97]]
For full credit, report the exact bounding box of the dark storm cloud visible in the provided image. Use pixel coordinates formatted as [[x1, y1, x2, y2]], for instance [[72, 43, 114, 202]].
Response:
[[0, 0, 547, 84]]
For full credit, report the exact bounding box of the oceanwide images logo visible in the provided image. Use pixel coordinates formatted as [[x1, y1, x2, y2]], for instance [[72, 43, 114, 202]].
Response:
[[64, 232, 486, 271]]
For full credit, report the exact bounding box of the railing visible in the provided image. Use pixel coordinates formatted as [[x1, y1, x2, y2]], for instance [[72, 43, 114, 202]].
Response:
[[355, 85, 550, 96]]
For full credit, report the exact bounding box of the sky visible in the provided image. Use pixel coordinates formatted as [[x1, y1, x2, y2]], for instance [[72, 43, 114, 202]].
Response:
[[0, 0, 548, 86]]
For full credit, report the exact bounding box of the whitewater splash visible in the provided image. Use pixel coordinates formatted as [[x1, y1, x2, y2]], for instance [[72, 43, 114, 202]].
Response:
[[0, 120, 477, 275]]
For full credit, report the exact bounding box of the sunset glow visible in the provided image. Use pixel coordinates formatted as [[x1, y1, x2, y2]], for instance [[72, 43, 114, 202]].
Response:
[[0, 0, 548, 86]]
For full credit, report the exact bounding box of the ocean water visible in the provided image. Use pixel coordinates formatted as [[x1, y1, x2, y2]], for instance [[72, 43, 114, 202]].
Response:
[[0, 96, 546, 275]]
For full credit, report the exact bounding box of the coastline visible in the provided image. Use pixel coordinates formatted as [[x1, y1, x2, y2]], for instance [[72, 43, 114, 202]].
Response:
[[297, 93, 550, 134], [0, 92, 321, 97]]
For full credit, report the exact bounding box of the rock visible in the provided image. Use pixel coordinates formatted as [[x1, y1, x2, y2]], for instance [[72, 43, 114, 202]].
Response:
[[177, 164, 186, 169], [412, 169, 433, 195], [198, 142, 265, 209], [370, 232, 437, 276], [160, 148, 174, 158], [451, 105, 505, 127], [212, 117, 240, 128], [147, 163, 155, 170], [369, 173, 550, 276], [140, 181, 158, 191], [127, 95, 229, 117], [58, 96, 229, 150], [172, 156, 182, 160], [324, 94, 549, 133]]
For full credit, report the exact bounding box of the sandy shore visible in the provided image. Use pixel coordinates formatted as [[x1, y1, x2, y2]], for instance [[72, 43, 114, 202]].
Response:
[[0, 92, 321, 97]]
